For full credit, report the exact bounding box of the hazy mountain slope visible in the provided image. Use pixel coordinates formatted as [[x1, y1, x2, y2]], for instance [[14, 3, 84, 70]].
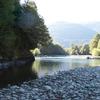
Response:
[[86, 22, 100, 32], [48, 22, 96, 47]]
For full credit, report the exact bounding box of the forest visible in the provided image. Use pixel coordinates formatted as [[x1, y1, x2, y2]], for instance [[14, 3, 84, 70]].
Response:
[[33, 33, 100, 56], [0, 0, 51, 59], [65, 33, 100, 56]]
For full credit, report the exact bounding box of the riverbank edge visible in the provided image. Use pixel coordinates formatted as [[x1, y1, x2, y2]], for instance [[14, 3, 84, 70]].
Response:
[[0, 56, 35, 70]]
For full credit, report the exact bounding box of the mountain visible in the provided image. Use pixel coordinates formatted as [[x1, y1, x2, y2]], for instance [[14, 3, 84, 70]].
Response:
[[48, 22, 96, 48], [86, 22, 100, 32]]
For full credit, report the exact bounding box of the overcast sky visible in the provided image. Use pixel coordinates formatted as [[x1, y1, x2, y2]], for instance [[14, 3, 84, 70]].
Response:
[[21, 0, 100, 25]]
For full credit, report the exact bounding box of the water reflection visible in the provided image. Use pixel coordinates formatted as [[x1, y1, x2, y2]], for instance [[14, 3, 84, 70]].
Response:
[[32, 60, 64, 77], [0, 56, 100, 87], [32, 57, 100, 77], [89, 59, 100, 67], [0, 62, 38, 88]]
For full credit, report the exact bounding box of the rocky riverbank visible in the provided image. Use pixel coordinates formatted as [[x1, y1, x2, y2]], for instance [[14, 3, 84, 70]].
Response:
[[0, 67, 100, 100]]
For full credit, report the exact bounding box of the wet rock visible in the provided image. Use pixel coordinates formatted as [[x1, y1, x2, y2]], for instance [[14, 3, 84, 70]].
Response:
[[0, 67, 100, 99], [44, 85, 52, 90], [19, 88, 25, 92]]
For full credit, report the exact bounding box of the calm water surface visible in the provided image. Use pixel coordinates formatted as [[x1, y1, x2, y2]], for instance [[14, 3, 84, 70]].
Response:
[[1, 56, 100, 87], [32, 56, 100, 77]]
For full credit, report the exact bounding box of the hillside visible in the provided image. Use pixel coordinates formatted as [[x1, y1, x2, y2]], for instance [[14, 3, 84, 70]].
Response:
[[86, 22, 100, 32], [48, 22, 96, 48]]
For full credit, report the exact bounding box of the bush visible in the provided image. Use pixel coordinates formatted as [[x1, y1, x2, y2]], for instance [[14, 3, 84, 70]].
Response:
[[40, 43, 67, 56], [92, 48, 100, 56], [31, 48, 41, 56]]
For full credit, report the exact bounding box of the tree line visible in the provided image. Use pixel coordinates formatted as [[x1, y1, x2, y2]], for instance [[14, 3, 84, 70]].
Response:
[[33, 33, 100, 56], [0, 0, 51, 59], [66, 33, 100, 56], [89, 33, 100, 56]]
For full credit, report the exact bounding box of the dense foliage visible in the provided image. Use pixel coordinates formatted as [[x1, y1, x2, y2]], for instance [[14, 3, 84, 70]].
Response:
[[31, 48, 41, 56], [89, 33, 100, 56], [66, 44, 90, 55], [65, 33, 100, 56], [40, 43, 67, 56], [0, 0, 17, 58], [0, 0, 51, 58]]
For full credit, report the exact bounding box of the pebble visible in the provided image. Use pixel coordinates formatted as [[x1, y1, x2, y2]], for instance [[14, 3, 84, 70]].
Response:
[[0, 67, 100, 100], [44, 85, 52, 90]]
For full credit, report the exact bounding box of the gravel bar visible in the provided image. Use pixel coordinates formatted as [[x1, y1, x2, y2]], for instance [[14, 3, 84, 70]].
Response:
[[1, 67, 100, 100]]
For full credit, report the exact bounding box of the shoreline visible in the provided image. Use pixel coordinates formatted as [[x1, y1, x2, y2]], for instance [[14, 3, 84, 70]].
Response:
[[0, 67, 100, 99], [0, 57, 35, 70], [36, 55, 100, 59]]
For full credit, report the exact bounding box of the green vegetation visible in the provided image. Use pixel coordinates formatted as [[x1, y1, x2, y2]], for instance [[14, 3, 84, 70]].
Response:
[[65, 33, 100, 56], [0, 0, 17, 58], [40, 43, 67, 56], [0, 0, 51, 59], [92, 48, 100, 56], [89, 33, 100, 56], [66, 44, 90, 55], [31, 48, 41, 56], [34, 33, 100, 56]]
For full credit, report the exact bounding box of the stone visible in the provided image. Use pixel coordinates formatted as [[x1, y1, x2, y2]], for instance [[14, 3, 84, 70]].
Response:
[[0, 67, 100, 99], [44, 85, 52, 90]]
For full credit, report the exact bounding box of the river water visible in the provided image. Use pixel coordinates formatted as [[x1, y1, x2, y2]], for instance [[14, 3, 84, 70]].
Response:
[[0, 56, 100, 87], [33, 56, 100, 77]]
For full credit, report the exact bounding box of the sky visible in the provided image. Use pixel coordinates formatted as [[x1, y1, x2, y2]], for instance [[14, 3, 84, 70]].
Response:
[[21, 0, 100, 25]]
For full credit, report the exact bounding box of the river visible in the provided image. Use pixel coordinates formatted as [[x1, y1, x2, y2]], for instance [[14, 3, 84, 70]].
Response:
[[33, 56, 100, 77], [0, 56, 100, 87]]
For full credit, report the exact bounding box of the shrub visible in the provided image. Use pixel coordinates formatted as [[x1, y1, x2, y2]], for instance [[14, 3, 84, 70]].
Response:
[[92, 48, 100, 56]]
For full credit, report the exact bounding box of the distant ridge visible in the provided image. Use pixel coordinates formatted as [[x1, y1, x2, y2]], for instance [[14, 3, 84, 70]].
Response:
[[86, 22, 100, 32], [48, 22, 96, 48]]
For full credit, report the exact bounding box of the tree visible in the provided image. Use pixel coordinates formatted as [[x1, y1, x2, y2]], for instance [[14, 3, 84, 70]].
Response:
[[92, 48, 100, 56], [0, 0, 17, 58], [69, 44, 80, 55], [0, 0, 52, 59], [40, 43, 67, 56], [80, 44, 90, 55], [89, 33, 100, 54], [31, 48, 41, 56], [66, 44, 90, 55], [0, 0, 15, 27], [15, 1, 52, 57], [97, 40, 100, 49]]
